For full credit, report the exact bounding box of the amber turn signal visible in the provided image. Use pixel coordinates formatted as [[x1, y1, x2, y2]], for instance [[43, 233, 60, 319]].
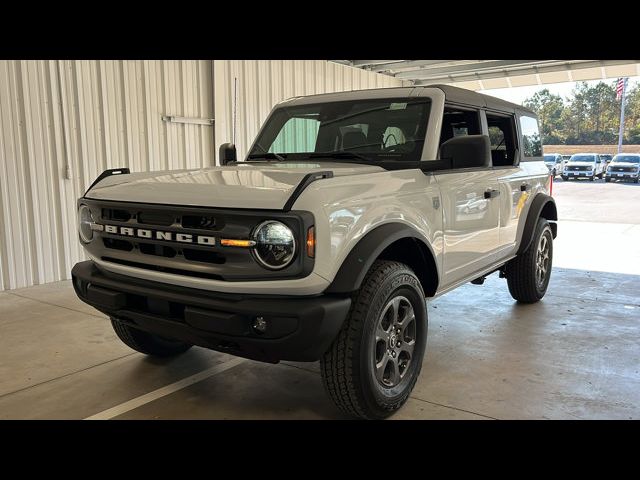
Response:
[[306, 226, 315, 258], [220, 239, 256, 248]]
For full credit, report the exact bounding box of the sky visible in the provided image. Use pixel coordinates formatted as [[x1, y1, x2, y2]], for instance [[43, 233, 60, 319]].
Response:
[[479, 76, 640, 106]]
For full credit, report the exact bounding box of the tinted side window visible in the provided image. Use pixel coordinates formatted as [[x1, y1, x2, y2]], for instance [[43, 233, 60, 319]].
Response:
[[439, 107, 481, 146], [519, 115, 542, 158], [486, 113, 517, 166]]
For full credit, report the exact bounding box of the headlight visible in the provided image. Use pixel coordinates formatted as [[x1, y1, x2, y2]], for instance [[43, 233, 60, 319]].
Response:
[[252, 221, 296, 269], [78, 205, 95, 243]]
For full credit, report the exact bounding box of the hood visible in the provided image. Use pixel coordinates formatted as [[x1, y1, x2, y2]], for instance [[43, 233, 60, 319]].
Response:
[[85, 162, 385, 210], [609, 162, 639, 168]]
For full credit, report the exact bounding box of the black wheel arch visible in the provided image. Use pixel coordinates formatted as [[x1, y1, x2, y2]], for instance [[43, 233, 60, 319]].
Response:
[[325, 223, 439, 297], [516, 193, 557, 256]]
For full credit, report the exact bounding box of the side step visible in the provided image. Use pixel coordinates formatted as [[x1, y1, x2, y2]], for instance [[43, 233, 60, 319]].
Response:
[[470, 266, 507, 285]]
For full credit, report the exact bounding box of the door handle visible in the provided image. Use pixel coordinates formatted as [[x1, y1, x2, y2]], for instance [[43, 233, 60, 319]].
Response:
[[484, 189, 500, 199], [520, 183, 531, 192]]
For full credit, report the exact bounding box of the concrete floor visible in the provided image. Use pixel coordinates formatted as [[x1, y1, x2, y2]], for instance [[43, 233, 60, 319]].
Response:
[[0, 178, 639, 419]]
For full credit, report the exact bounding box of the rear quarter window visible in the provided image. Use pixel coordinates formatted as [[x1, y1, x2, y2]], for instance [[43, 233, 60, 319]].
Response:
[[519, 115, 542, 159]]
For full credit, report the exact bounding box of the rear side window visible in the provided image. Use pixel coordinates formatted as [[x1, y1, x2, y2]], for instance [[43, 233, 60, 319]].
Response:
[[519, 115, 542, 158], [486, 113, 517, 166]]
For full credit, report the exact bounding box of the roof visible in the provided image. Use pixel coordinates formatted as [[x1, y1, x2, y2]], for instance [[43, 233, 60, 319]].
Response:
[[428, 84, 536, 115], [280, 85, 536, 116]]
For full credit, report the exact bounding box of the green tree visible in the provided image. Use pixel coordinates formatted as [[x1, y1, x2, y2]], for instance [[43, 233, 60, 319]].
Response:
[[624, 84, 640, 142], [524, 80, 640, 145], [523, 89, 565, 144]]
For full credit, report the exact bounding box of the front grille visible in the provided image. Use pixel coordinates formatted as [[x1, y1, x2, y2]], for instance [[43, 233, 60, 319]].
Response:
[[80, 198, 314, 281], [137, 211, 175, 226], [567, 165, 590, 171], [611, 166, 636, 172]]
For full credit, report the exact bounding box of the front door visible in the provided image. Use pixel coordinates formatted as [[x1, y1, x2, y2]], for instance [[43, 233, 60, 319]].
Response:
[[435, 169, 502, 287]]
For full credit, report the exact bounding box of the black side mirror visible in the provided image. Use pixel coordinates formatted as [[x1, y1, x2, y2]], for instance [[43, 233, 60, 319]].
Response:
[[219, 143, 237, 166], [440, 135, 491, 169]]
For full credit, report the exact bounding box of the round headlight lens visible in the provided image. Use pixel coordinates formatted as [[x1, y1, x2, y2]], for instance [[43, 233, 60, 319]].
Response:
[[78, 205, 95, 243], [253, 221, 296, 269]]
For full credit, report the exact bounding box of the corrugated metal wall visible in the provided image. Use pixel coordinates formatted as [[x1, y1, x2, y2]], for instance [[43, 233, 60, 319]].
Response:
[[0, 60, 406, 291], [213, 60, 408, 159], [0, 60, 214, 290]]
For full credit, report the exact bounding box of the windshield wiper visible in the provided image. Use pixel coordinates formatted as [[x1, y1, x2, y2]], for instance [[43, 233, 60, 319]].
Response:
[[307, 151, 373, 163], [247, 152, 287, 162]]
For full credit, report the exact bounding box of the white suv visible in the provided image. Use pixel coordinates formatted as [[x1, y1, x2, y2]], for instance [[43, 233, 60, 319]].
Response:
[[562, 153, 605, 181], [544, 153, 564, 177], [605, 154, 640, 183], [71, 85, 557, 419]]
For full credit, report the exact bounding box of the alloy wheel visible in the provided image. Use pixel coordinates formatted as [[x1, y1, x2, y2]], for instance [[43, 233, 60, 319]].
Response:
[[535, 233, 551, 288], [373, 295, 417, 388]]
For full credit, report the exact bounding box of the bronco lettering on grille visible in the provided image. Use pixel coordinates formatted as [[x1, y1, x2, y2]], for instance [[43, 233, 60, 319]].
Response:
[[95, 223, 215, 245]]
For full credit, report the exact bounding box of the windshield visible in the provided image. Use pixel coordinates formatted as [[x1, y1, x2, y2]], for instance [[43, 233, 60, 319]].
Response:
[[611, 155, 640, 164], [600, 155, 612, 161], [247, 98, 431, 163], [569, 155, 596, 162], [543, 155, 556, 162]]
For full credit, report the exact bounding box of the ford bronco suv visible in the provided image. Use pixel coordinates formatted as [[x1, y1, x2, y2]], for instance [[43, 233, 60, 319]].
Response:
[[72, 85, 557, 419]]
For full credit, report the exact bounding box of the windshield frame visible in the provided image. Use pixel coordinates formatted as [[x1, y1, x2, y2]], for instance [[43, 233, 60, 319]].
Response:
[[243, 91, 444, 167]]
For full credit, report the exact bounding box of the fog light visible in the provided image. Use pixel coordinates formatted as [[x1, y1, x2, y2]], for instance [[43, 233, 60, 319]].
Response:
[[252, 316, 267, 334]]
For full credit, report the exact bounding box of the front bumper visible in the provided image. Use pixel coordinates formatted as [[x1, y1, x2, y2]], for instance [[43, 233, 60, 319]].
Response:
[[71, 261, 351, 363], [565, 171, 594, 177], [606, 172, 639, 180]]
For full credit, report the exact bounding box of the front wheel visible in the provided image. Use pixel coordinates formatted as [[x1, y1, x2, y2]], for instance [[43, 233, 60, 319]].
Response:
[[506, 218, 553, 303], [605, 177, 611, 183], [562, 176, 568, 181], [320, 260, 428, 419]]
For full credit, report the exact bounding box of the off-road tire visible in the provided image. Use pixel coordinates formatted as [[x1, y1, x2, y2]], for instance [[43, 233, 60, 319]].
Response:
[[111, 317, 192, 357], [320, 260, 428, 419], [506, 218, 553, 303]]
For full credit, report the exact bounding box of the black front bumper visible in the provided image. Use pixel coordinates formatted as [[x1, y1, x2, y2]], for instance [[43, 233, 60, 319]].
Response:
[[71, 261, 351, 363]]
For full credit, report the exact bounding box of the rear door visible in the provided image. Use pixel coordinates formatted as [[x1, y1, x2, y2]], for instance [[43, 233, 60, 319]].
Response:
[[495, 112, 543, 253]]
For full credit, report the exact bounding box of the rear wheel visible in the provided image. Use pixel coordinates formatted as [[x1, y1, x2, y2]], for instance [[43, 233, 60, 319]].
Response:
[[506, 218, 553, 303], [111, 317, 192, 357], [320, 260, 428, 419]]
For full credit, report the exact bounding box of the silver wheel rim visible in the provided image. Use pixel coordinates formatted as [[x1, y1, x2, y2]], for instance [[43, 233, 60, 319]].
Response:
[[373, 295, 416, 388], [535, 232, 551, 288]]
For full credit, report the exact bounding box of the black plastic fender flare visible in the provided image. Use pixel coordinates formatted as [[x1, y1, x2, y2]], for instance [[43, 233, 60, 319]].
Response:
[[325, 223, 437, 294], [516, 193, 557, 255]]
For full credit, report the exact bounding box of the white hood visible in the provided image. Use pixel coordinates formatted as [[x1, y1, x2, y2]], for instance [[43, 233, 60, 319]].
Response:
[[85, 162, 385, 210], [609, 162, 639, 168]]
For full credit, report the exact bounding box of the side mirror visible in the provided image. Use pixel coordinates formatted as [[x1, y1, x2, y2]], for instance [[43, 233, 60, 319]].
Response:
[[219, 143, 237, 166], [440, 135, 491, 169]]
